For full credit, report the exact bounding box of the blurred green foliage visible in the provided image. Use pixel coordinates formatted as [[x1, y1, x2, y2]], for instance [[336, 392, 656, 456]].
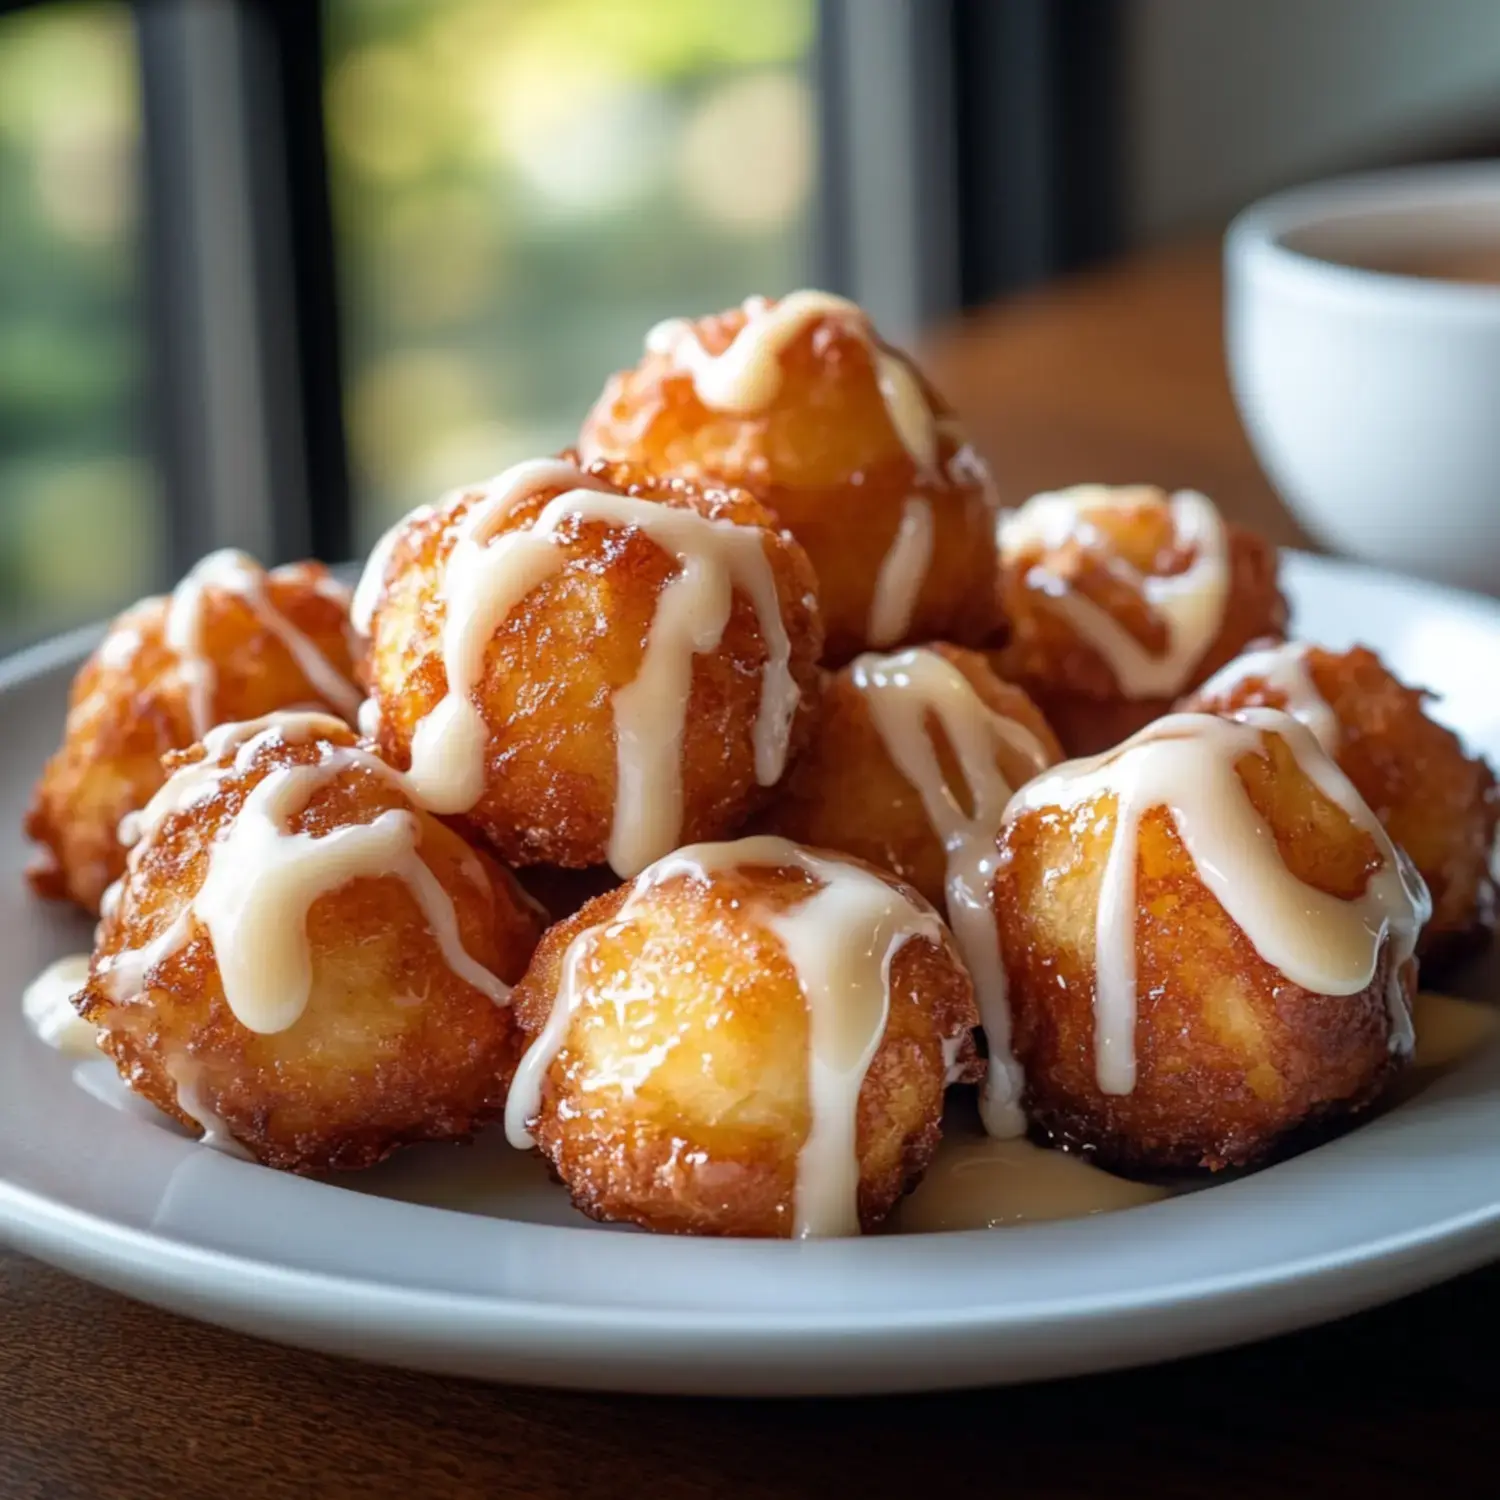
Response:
[[0, 0, 815, 647], [0, 3, 160, 644], [325, 0, 817, 540]]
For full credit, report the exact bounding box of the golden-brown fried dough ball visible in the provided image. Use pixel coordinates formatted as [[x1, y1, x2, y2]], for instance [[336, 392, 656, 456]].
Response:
[[1183, 641, 1498, 965], [988, 485, 1287, 756], [27, 552, 360, 914], [578, 291, 1002, 664], [765, 644, 1061, 908], [995, 711, 1428, 1172], [76, 712, 542, 1173], [504, 836, 981, 1237], [358, 454, 823, 876]]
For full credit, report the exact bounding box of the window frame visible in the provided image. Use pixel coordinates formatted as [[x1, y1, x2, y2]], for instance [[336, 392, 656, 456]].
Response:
[[135, 0, 351, 572]]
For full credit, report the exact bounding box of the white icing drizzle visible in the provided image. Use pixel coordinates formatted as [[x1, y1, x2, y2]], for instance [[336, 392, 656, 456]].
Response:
[[117, 711, 351, 853], [850, 650, 1052, 1137], [357, 696, 382, 739], [100, 712, 508, 1033], [1194, 640, 1340, 754], [398, 459, 608, 815], [164, 549, 361, 738], [1005, 710, 1431, 1096], [940, 1031, 969, 1085], [97, 619, 147, 672], [873, 350, 939, 474], [21, 955, 98, 1056], [505, 835, 951, 1238], [407, 458, 798, 876], [999, 485, 1230, 699], [645, 291, 940, 475], [866, 498, 935, 648]]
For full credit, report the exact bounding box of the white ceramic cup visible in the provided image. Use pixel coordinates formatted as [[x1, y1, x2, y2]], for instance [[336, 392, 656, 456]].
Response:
[[1225, 163, 1500, 594]]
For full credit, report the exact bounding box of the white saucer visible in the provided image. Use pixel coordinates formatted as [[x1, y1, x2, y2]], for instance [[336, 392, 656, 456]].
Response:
[[1, 552, 1497, 1396]]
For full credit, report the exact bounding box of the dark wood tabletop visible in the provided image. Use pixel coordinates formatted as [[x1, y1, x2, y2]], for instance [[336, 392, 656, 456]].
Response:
[[5, 242, 1495, 1500]]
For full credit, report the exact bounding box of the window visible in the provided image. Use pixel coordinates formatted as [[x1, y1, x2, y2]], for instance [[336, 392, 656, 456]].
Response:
[[322, 0, 820, 547], [0, 2, 161, 645], [0, 0, 1109, 643]]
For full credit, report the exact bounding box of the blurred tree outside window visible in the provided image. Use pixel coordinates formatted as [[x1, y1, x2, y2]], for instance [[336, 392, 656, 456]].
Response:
[[0, 0, 820, 654], [324, 0, 819, 546], [0, 2, 161, 647]]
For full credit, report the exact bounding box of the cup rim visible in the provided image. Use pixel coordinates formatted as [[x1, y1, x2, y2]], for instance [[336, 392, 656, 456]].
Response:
[[1225, 161, 1500, 317]]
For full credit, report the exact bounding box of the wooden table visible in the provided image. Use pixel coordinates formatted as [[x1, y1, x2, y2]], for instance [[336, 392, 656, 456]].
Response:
[[925, 239, 1312, 546], [5, 243, 1495, 1500]]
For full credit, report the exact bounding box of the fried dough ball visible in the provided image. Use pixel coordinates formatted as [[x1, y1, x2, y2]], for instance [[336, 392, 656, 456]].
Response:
[[27, 553, 360, 914], [75, 713, 542, 1173], [764, 644, 1062, 908], [988, 485, 1287, 756], [995, 713, 1425, 1172], [360, 455, 822, 874], [1182, 641, 1499, 965], [578, 292, 1002, 664], [506, 838, 982, 1237]]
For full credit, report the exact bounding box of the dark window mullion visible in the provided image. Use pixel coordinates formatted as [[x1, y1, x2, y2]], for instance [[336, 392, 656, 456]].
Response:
[[135, 0, 349, 573], [952, 0, 1127, 307], [260, 0, 350, 566], [814, 0, 960, 342]]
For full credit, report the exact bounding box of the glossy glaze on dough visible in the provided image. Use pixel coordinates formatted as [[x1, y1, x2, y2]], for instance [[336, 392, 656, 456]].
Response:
[[866, 499, 935, 647], [165, 550, 361, 737], [99, 712, 509, 1034], [646, 291, 937, 471], [647, 292, 945, 649], [506, 835, 949, 1238], [999, 485, 1229, 699], [1194, 640, 1339, 752], [1005, 709, 1431, 1095], [849, 649, 1051, 1136], [401, 459, 799, 875]]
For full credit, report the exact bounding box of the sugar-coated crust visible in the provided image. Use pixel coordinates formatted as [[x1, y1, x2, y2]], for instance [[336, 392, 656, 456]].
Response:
[[26, 563, 357, 913], [76, 723, 542, 1173], [989, 512, 1287, 756], [994, 730, 1413, 1172], [1183, 642, 1498, 967], [363, 458, 824, 869], [578, 301, 1002, 664], [764, 644, 1062, 908], [510, 851, 981, 1236]]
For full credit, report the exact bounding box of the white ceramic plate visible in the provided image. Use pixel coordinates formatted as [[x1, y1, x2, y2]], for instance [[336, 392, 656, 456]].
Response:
[[1, 551, 1498, 1397]]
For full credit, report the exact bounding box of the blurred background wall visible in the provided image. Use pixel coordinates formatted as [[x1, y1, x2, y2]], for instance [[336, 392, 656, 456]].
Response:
[[1128, 0, 1500, 240], [2, 0, 1499, 649]]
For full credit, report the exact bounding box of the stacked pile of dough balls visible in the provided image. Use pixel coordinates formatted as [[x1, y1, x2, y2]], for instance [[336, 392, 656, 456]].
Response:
[[26, 291, 1496, 1236]]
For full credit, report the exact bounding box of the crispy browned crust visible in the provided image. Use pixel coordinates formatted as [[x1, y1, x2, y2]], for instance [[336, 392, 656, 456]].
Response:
[[364, 458, 824, 870], [510, 851, 981, 1236], [1182, 641, 1498, 963], [988, 516, 1288, 757], [577, 301, 1003, 664], [994, 728, 1414, 1173], [75, 723, 543, 1173], [26, 564, 358, 914], [764, 644, 1063, 908]]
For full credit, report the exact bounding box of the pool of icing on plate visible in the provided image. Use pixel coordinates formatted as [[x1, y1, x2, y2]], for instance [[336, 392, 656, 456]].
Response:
[[326, 990, 1495, 1234], [38, 973, 1496, 1236]]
